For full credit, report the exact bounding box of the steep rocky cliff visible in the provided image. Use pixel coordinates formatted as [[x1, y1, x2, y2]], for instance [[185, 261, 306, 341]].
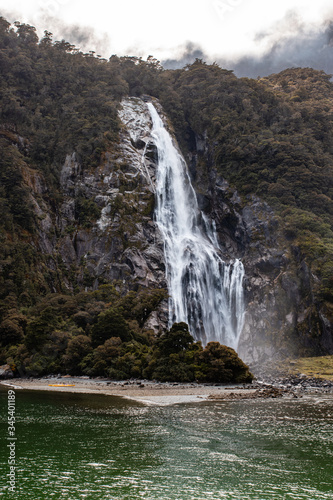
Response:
[[22, 96, 332, 365], [187, 137, 333, 364], [21, 97, 168, 333], [1, 19, 332, 370]]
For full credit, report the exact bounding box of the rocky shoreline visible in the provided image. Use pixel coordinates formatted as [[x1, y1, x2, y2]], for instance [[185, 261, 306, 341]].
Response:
[[2, 358, 333, 405], [207, 374, 333, 401], [1, 370, 333, 406], [252, 373, 333, 397]]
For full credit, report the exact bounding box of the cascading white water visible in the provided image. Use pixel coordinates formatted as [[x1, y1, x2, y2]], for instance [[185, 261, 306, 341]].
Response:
[[148, 103, 245, 350]]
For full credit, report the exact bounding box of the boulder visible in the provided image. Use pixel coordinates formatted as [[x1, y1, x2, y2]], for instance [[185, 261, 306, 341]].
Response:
[[0, 364, 14, 379]]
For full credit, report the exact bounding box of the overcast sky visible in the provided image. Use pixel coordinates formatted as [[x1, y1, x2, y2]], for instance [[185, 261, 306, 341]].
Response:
[[1, 0, 333, 76]]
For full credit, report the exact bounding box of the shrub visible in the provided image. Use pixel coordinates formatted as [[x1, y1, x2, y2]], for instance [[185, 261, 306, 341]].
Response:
[[197, 342, 253, 383], [91, 308, 132, 346], [62, 334, 92, 374]]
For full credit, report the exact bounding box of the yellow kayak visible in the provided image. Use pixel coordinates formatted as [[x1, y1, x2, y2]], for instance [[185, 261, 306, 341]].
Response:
[[48, 384, 75, 387]]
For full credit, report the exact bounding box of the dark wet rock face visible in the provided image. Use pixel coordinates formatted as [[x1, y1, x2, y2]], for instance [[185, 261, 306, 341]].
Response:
[[187, 139, 333, 365], [25, 97, 332, 361], [27, 98, 168, 334]]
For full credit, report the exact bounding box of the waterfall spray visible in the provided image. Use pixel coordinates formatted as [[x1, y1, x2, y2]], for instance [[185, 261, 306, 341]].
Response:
[[148, 103, 244, 350]]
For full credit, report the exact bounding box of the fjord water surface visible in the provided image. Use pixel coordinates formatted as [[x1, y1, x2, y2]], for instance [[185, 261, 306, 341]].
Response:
[[148, 103, 244, 348], [1, 388, 332, 499]]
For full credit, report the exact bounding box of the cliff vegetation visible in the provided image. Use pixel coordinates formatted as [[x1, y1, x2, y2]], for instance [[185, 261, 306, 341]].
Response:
[[0, 17, 332, 376]]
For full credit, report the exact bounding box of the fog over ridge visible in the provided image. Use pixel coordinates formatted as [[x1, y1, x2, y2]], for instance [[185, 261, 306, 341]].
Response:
[[163, 15, 333, 77], [1, 6, 333, 78]]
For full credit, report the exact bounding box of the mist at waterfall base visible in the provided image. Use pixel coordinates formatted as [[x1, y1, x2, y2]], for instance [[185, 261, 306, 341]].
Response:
[[148, 103, 244, 349]]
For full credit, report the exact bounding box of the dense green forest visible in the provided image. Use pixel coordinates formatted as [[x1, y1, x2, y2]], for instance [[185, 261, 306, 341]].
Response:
[[0, 16, 332, 378]]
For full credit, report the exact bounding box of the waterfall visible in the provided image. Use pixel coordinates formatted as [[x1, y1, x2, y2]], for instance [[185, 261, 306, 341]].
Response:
[[148, 103, 245, 350]]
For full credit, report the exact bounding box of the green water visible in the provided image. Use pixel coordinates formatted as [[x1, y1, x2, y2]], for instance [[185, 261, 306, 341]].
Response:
[[1, 387, 333, 499]]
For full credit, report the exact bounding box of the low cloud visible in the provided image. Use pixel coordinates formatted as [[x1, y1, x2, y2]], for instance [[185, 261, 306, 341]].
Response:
[[162, 42, 210, 70], [39, 15, 111, 57], [2, 8, 333, 77], [162, 15, 333, 78], [0, 10, 111, 57], [229, 14, 333, 77]]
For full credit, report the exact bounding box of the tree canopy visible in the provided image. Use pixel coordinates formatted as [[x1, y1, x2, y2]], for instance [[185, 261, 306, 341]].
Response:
[[0, 17, 332, 374]]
